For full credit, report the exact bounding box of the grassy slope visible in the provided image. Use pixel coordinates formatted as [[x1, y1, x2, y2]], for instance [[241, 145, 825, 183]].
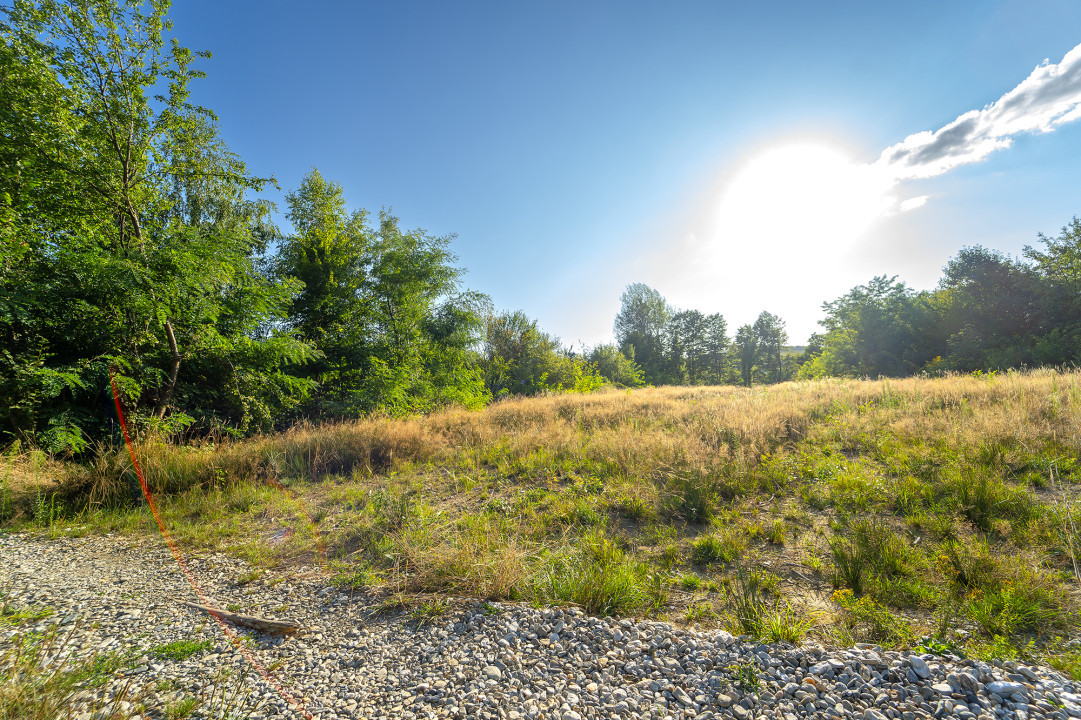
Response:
[[3, 369, 1080, 675]]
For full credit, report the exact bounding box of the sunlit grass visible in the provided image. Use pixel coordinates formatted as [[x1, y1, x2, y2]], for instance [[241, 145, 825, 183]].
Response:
[[4, 369, 1081, 674]]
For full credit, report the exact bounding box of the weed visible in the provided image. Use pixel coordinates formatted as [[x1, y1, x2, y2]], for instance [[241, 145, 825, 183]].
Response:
[[150, 639, 212, 661], [329, 563, 372, 592], [832, 588, 914, 645], [727, 660, 761, 692], [679, 574, 705, 591], [662, 471, 717, 524], [410, 598, 450, 626], [0, 602, 52, 626], [691, 532, 742, 567], [537, 533, 665, 616], [166, 696, 200, 719], [0, 623, 141, 719], [829, 518, 912, 597], [685, 601, 718, 623], [760, 603, 815, 644]]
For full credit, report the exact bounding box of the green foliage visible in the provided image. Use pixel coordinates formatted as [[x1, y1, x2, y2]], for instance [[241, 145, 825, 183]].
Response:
[[832, 588, 915, 645], [0, 0, 315, 445], [588, 344, 645, 388], [481, 310, 604, 397], [690, 532, 742, 567], [277, 171, 491, 417], [829, 518, 913, 597], [722, 566, 808, 642], [150, 640, 211, 662], [537, 532, 666, 616], [614, 283, 672, 383]]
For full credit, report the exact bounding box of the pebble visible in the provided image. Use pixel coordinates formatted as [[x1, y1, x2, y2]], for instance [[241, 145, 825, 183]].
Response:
[[2, 533, 1079, 720]]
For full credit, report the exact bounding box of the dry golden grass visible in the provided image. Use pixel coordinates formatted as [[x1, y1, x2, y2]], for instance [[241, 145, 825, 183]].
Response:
[[6, 369, 1081, 670], [10, 368, 1076, 514]]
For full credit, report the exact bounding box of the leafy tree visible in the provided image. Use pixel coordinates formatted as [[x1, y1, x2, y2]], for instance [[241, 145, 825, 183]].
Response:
[[277, 170, 489, 416], [588, 344, 645, 388], [363, 211, 489, 412], [701, 313, 729, 383], [482, 311, 604, 397], [936, 246, 1042, 370], [733, 325, 757, 386], [1025, 217, 1081, 365], [1, 0, 310, 446], [614, 283, 673, 384], [276, 169, 371, 415], [752, 311, 789, 384], [799, 276, 931, 378]]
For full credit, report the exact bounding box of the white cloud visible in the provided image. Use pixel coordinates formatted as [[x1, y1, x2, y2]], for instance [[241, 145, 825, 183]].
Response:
[[899, 195, 929, 212], [877, 42, 1081, 180]]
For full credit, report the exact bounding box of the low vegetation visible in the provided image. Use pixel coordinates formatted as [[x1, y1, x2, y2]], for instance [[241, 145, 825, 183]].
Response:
[[3, 369, 1081, 679]]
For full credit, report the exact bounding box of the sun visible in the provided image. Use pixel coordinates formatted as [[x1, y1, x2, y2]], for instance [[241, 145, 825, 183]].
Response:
[[712, 143, 894, 267]]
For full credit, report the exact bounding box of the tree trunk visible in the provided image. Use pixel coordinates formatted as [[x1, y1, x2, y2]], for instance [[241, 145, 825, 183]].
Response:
[[156, 320, 181, 419]]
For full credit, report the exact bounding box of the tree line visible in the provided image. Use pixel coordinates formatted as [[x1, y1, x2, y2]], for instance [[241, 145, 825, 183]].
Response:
[[610, 222, 1081, 388], [2, 0, 1079, 454], [0, 0, 613, 452]]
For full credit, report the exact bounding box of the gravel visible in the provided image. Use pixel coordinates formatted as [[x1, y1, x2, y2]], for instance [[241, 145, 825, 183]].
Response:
[[2, 532, 1079, 720]]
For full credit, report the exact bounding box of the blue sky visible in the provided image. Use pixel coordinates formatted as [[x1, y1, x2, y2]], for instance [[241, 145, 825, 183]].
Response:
[[169, 1, 1081, 345]]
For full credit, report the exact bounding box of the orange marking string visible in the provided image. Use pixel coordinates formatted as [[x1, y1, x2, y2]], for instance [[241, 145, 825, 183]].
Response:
[[109, 369, 314, 720]]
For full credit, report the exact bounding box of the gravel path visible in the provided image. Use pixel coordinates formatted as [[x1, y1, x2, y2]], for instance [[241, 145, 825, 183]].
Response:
[[1, 532, 1079, 720]]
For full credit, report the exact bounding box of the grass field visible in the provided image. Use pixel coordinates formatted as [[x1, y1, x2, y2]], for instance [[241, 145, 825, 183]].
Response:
[[4, 368, 1080, 677]]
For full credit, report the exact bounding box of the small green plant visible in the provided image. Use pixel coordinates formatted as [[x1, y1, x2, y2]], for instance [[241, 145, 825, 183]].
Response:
[[150, 639, 212, 662], [829, 518, 911, 597], [537, 533, 662, 616], [685, 601, 717, 623], [691, 532, 741, 567], [410, 598, 450, 626], [679, 574, 705, 590], [0, 603, 53, 627], [662, 472, 717, 524], [832, 588, 914, 646], [166, 696, 200, 720], [727, 660, 761, 692], [615, 494, 655, 521], [330, 563, 372, 592], [0, 624, 140, 720], [916, 634, 964, 658], [234, 569, 263, 586]]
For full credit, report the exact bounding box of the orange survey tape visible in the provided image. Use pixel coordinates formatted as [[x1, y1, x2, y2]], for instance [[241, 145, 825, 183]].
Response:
[[109, 368, 316, 720]]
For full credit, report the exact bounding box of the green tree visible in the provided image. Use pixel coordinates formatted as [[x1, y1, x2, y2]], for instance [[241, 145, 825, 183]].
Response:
[[588, 343, 645, 388], [1, 0, 311, 446], [752, 311, 789, 384], [614, 283, 673, 384], [277, 171, 489, 416], [1025, 217, 1081, 365], [936, 246, 1042, 370], [799, 276, 931, 379], [482, 311, 603, 397], [733, 324, 757, 386]]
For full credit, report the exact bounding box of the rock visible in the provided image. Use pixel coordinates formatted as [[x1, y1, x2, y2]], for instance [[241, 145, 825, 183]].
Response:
[[987, 681, 1028, 698], [907, 656, 931, 680]]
